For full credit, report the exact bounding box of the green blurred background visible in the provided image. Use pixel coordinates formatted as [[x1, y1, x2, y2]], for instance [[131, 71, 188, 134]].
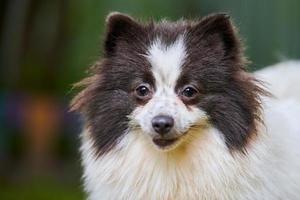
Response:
[[0, 0, 299, 199]]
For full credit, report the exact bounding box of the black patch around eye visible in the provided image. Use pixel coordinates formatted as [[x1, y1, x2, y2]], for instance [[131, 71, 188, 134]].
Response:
[[73, 58, 156, 156], [178, 84, 203, 105], [176, 62, 265, 151], [182, 87, 198, 97], [133, 83, 153, 104], [135, 84, 151, 97]]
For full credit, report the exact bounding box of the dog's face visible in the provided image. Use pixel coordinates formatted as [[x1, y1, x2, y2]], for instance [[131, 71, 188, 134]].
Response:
[[130, 35, 208, 150], [72, 13, 263, 155]]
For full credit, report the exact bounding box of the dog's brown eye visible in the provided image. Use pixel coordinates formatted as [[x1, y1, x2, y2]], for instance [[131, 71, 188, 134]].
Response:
[[135, 84, 151, 98], [181, 86, 198, 98]]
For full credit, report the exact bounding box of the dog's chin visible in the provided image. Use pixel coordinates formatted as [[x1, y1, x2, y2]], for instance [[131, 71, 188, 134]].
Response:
[[152, 138, 180, 151], [151, 133, 188, 151]]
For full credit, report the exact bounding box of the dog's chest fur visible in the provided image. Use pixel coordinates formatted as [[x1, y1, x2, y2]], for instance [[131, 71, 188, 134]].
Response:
[[81, 99, 300, 200]]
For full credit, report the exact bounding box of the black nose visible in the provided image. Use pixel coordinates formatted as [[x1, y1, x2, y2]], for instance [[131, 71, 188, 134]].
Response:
[[151, 115, 174, 135]]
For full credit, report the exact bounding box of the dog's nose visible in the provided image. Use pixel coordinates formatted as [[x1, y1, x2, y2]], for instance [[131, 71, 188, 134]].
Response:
[[151, 115, 174, 135]]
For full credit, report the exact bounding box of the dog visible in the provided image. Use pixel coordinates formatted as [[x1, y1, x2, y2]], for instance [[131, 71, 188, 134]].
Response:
[[71, 12, 300, 200]]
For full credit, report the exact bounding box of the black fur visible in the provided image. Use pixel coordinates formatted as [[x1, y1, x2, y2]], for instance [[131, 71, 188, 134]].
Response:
[[178, 14, 265, 150]]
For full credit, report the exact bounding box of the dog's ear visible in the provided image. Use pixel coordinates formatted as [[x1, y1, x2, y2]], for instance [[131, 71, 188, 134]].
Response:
[[104, 12, 142, 57], [190, 13, 241, 59]]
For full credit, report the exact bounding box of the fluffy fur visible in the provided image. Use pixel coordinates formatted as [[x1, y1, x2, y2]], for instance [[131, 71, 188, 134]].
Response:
[[71, 13, 300, 200]]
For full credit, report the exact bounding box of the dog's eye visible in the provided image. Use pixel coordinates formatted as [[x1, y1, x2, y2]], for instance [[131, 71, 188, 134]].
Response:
[[135, 84, 152, 98], [181, 86, 199, 98]]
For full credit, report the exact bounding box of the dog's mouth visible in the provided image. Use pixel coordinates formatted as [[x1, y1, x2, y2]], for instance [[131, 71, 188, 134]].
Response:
[[152, 137, 179, 148]]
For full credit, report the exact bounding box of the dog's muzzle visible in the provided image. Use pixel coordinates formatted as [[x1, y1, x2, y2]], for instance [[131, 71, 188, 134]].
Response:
[[151, 115, 179, 148]]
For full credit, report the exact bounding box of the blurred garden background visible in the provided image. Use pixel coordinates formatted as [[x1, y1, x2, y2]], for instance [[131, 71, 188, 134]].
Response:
[[0, 0, 299, 199]]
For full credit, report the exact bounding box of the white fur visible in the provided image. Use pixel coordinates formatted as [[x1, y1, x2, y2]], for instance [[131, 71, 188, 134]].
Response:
[[81, 60, 300, 199], [146, 36, 186, 90], [255, 60, 300, 101]]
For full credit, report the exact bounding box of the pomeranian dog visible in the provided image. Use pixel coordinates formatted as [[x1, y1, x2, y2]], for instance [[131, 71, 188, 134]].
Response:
[[71, 12, 300, 200]]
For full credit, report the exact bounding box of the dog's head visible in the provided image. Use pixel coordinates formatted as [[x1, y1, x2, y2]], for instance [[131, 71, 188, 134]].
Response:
[[71, 13, 265, 155]]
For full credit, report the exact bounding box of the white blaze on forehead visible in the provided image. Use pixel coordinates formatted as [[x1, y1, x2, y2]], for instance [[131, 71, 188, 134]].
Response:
[[146, 36, 186, 89]]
